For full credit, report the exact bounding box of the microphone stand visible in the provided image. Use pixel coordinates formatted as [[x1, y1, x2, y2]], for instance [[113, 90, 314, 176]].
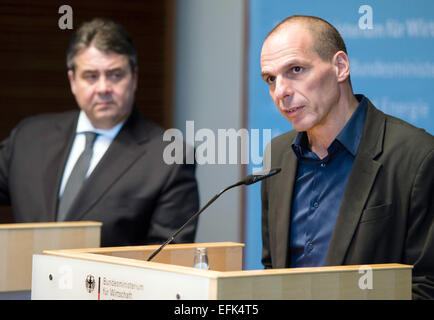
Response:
[[146, 180, 244, 262]]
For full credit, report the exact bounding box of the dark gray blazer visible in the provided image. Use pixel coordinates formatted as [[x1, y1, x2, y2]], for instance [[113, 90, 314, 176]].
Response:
[[0, 108, 199, 247], [261, 98, 434, 299]]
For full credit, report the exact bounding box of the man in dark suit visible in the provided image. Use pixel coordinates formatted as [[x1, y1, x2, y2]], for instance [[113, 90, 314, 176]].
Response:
[[260, 15, 434, 299], [0, 18, 199, 247]]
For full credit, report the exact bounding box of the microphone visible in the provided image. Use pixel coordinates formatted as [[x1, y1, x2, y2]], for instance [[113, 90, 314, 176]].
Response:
[[146, 167, 281, 262], [242, 167, 281, 185]]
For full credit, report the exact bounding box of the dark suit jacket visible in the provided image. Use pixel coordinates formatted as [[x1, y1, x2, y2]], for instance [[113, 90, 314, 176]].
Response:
[[0, 108, 199, 247], [261, 98, 434, 299]]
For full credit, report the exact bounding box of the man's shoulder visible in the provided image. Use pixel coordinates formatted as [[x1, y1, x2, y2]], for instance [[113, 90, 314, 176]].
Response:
[[16, 110, 78, 129], [385, 113, 433, 137], [366, 105, 434, 172], [364, 99, 434, 155], [382, 112, 434, 152], [125, 109, 166, 143], [11, 110, 78, 137]]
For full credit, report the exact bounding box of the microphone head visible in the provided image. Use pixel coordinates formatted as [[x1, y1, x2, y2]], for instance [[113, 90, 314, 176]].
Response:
[[243, 168, 281, 185]]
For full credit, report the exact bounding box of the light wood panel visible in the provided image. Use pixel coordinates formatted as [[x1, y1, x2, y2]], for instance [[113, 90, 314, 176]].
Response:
[[44, 242, 245, 272], [0, 221, 101, 291]]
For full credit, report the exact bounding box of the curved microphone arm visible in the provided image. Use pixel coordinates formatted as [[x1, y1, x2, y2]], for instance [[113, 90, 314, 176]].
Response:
[[146, 181, 243, 262]]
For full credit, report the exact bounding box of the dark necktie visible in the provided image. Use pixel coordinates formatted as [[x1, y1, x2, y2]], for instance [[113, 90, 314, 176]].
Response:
[[57, 131, 98, 221]]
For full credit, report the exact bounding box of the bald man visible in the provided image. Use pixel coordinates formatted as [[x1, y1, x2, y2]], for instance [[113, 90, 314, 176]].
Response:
[[260, 15, 434, 299]]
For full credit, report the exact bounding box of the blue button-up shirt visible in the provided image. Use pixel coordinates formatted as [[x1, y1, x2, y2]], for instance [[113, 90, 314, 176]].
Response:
[[289, 95, 368, 267]]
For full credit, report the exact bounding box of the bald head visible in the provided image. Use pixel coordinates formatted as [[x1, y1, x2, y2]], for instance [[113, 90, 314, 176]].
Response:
[[260, 14, 357, 137], [266, 15, 347, 62]]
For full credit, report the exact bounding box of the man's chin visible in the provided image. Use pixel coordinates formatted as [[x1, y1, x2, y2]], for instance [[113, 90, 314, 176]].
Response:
[[289, 119, 314, 133], [92, 103, 115, 114], [89, 114, 120, 129], [95, 111, 132, 128]]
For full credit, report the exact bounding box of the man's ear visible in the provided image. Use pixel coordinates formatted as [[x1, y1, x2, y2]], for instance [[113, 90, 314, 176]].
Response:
[[67, 69, 76, 95], [333, 51, 351, 83]]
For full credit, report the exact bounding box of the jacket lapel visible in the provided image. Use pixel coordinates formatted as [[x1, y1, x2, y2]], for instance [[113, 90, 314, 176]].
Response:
[[43, 112, 78, 221], [273, 148, 298, 268], [63, 109, 150, 221], [325, 101, 385, 265]]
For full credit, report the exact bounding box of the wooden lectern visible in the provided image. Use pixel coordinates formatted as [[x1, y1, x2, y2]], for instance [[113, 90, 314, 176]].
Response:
[[0, 221, 101, 298], [31, 242, 412, 300]]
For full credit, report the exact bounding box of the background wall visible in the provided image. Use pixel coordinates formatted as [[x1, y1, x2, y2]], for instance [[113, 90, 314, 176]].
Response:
[[174, 0, 247, 245]]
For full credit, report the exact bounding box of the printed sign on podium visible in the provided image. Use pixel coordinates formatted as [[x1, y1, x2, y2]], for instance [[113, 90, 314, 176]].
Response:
[[31, 242, 412, 300]]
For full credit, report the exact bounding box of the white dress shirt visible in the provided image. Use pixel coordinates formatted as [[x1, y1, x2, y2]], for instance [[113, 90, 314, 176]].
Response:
[[58, 111, 124, 197]]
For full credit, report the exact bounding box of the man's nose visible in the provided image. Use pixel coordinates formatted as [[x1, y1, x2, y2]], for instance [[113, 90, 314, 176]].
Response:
[[273, 75, 294, 101], [96, 76, 112, 93]]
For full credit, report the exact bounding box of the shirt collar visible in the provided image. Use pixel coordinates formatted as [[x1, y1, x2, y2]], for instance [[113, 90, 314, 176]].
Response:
[[76, 110, 124, 139], [292, 94, 368, 157], [292, 130, 309, 158], [335, 94, 367, 156]]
